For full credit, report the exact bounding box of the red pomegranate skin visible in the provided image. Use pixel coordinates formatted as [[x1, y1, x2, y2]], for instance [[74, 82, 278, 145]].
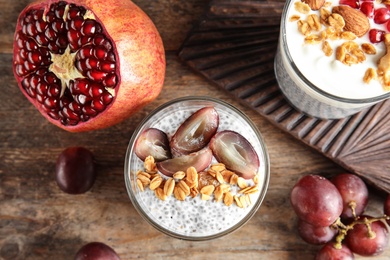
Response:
[[13, 0, 165, 132]]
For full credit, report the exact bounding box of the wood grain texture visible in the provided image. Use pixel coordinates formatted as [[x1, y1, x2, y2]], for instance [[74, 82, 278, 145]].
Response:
[[0, 0, 389, 259], [178, 0, 390, 193]]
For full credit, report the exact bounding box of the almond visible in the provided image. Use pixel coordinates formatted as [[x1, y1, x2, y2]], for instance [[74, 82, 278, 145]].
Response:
[[332, 5, 369, 37], [302, 0, 325, 10]]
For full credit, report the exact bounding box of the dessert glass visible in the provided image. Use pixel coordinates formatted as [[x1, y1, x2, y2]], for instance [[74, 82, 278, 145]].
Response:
[[274, 0, 390, 119], [124, 96, 270, 241]]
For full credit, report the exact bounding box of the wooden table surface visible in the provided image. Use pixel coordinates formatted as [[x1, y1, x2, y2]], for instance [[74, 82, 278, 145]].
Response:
[[1, 0, 389, 259]]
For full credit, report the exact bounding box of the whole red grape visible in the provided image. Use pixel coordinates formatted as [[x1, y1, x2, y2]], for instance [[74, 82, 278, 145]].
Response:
[[290, 175, 343, 227], [74, 242, 120, 260], [315, 242, 354, 260], [345, 216, 389, 256], [55, 147, 96, 194], [331, 173, 368, 218], [297, 219, 337, 245]]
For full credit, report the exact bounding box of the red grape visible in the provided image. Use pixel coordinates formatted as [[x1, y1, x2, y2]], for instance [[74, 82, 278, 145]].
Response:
[[345, 216, 389, 256], [384, 194, 390, 225], [55, 147, 96, 194], [297, 219, 337, 245], [331, 173, 368, 219], [315, 242, 354, 260], [74, 242, 120, 260], [290, 175, 343, 227]]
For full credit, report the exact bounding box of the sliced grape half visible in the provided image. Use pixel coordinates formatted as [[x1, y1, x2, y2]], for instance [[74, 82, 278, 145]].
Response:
[[209, 130, 259, 179], [170, 107, 219, 156], [134, 128, 172, 162], [157, 148, 213, 177]]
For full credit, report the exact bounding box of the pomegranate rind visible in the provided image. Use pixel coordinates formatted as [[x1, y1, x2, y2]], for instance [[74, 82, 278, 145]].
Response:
[[13, 0, 166, 132]]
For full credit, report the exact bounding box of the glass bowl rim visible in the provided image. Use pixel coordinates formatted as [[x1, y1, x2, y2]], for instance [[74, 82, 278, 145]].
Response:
[[124, 96, 270, 241]]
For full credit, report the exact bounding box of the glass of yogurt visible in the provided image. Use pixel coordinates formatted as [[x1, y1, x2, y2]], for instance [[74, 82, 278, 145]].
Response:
[[124, 96, 270, 240], [275, 0, 390, 119]]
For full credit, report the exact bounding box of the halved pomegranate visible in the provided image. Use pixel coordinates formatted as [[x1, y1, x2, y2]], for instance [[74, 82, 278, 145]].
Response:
[[13, 0, 165, 132]]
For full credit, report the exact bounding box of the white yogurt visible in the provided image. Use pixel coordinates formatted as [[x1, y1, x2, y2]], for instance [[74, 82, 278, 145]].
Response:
[[125, 97, 269, 240]]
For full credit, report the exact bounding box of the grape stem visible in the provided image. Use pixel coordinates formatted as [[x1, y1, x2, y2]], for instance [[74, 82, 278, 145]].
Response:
[[332, 215, 390, 250]]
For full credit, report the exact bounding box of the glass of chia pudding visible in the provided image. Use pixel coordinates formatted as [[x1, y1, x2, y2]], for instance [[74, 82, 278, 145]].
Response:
[[275, 0, 390, 119], [124, 96, 270, 240]]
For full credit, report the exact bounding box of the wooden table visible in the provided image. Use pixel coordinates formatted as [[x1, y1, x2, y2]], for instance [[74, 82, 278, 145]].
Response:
[[1, 1, 389, 259]]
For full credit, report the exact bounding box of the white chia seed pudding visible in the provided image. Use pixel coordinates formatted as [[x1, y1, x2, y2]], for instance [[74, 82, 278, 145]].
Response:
[[275, 0, 390, 119], [124, 96, 270, 240]]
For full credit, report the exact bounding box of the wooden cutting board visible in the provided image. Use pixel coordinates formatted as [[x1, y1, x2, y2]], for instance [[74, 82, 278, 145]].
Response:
[[178, 0, 390, 192]]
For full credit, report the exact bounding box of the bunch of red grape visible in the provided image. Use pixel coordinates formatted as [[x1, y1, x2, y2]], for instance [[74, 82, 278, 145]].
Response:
[[290, 173, 390, 259]]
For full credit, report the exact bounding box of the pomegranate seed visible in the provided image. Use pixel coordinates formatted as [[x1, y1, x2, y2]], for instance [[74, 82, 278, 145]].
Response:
[[44, 72, 58, 84], [101, 92, 113, 105], [82, 106, 97, 116], [76, 94, 89, 105], [67, 29, 80, 45], [46, 11, 56, 23], [78, 46, 94, 59], [82, 20, 97, 36], [36, 33, 49, 46], [51, 20, 64, 33], [103, 74, 117, 88], [26, 88, 36, 98], [94, 46, 108, 59], [48, 85, 61, 97], [26, 23, 37, 36], [27, 51, 42, 64], [91, 99, 105, 111], [69, 16, 84, 30], [54, 5, 66, 19], [36, 82, 48, 95], [24, 60, 36, 72], [35, 20, 47, 33], [62, 107, 80, 121], [48, 111, 60, 120], [100, 61, 115, 72], [68, 102, 81, 112], [78, 36, 92, 46], [374, 8, 390, 24], [25, 38, 38, 51], [89, 84, 104, 97], [87, 70, 107, 82], [72, 80, 90, 95], [369, 28, 386, 43], [56, 35, 68, 49], [29, 75, 40, 90], [44, 27, 56, 41], [339, 0, 360, 8], [85, 58, 99, 69], [36, 94, 44, 103], [48, 41, 60, 53], [44, 97, 58, 109], [93, 34, 105, 45], [15, 64, 27, 76], [360, 2, 374, 18]]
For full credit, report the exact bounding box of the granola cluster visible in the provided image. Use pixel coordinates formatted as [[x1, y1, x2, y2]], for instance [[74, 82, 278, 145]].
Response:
[[136, 156, 260, 208]]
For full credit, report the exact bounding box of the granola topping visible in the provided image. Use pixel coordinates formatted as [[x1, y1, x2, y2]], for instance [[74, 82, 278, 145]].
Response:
[[288, 0, 390, 93], [136, 156, 260, 208]]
